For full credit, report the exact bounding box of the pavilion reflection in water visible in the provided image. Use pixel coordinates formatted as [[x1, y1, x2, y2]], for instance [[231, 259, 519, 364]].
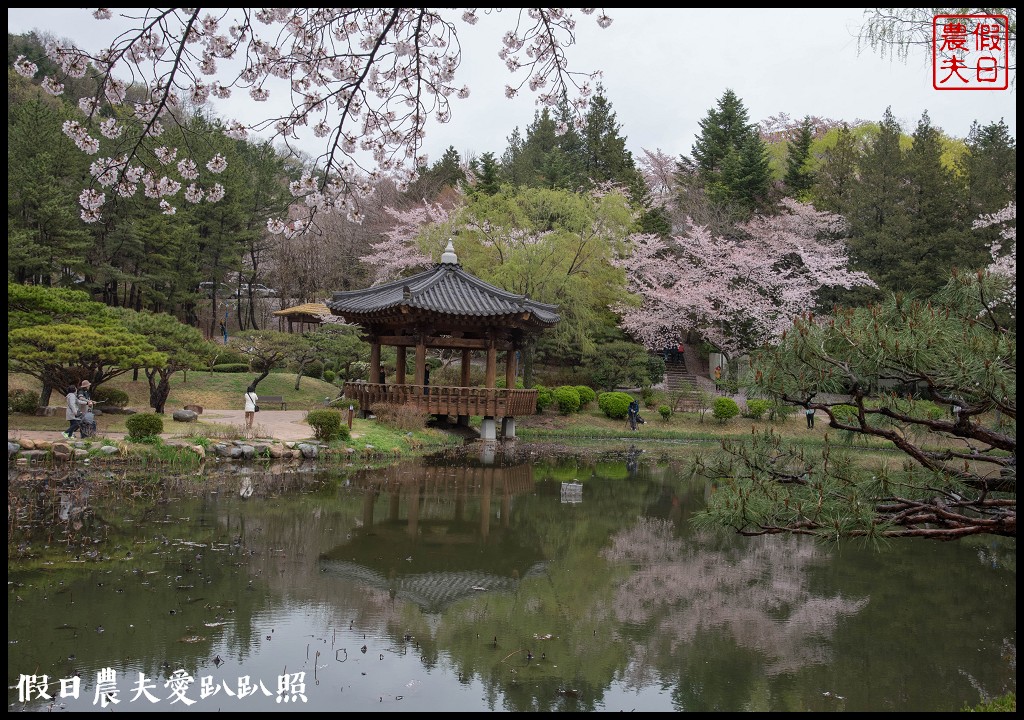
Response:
[[319, 461, 551, 613]]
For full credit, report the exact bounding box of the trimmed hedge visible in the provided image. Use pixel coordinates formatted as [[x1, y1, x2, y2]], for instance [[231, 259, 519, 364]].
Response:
[[534, 386, 554, 413], [712, 397, 740, 422], [125, 413, 164, 441], [306, 409, 349, 441], [8, 388, 38, 414], [598, 391, 633, 420], [553, 386, 581, 414], [574, 385, 596, 407], [743, 398, 771, 420], [92, 386, 129, 407]]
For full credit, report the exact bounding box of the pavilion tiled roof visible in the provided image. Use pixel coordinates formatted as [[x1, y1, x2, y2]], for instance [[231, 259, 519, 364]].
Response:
[[326, 250, 559, 327]]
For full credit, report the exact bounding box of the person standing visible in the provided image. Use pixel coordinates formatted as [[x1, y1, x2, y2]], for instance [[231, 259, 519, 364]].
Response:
[[76, 380, 95, 438], [244, 384, 259, 433], [220, 321, 229, 345], [628, 398, 640, 432], [806, 407, 815, 429], [62, 385, 81, 439]]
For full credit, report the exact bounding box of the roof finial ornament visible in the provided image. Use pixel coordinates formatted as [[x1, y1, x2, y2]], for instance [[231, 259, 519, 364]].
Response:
[[440, 239, 458, 265]]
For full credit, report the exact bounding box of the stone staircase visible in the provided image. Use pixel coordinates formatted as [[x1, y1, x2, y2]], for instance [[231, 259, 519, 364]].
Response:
[[662, 354, 704, 411]]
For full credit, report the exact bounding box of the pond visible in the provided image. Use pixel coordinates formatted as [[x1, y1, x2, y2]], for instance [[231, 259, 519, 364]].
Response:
[[7, 442, 1016, 712]]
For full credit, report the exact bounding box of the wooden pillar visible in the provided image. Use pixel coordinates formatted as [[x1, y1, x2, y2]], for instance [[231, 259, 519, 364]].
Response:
[[396, 346, 407, 384], [414, 339, 426, 386], [485, 339, 497, 388], [505, 348, 516, 389], [461, 350, 472, 386], [369, 340, 381, 383]]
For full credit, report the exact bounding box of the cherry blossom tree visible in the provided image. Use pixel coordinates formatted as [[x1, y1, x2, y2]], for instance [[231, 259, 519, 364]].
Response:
[[612, 198, 877, 357], [973, 201, 1016, 314], [359, 200, 456, 285], [16, 8, 612, 231], [636, 148, 677, 210]]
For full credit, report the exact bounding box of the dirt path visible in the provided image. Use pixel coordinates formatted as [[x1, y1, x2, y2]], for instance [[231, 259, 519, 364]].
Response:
[[10, 410, 318, 445]]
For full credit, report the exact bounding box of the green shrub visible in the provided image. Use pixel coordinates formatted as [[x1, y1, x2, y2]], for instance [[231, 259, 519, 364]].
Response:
[[640, 387, 655, 407], [646, 354, 666, 386], [712, 397, 740, 422], [306, 409, 347, 441], [535, 385, 554, 413], [553, 386, 581, 414], [206, 347, 249, 366], [658, 405, 671, 421], [211, 363, 250, 373], [125, 413, 164, 441], [322, 369, 336, 383], [8, 388, 38, 414], [92, 386, 129, 407], [743, 398, 771, 420], [574, 385, 596, 407], [302, 359, 324, 378], [597, 391, 633, 420]]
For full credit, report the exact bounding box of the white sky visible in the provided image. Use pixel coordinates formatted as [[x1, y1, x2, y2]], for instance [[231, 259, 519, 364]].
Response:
[[8, 8, 1017, 167]]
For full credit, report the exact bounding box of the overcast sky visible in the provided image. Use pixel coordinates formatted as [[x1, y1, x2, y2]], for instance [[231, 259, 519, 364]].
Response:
[[8, 8, 1017, 167]]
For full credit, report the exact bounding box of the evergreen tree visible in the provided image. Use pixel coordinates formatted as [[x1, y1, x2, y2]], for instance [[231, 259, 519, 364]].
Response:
[[689, 89, 771, 212], [409, 145, 464, 199], [468, 151, 503, 196], [901, 111, 975, 294], [501, 107, 581, 190], [782, 116, 815, 200], [811, 123, 859, 215], [577, 87, 639, 189], [960, 119, 1016, 219], [7, 91, 92, 287], [846, 107, 909, 299]]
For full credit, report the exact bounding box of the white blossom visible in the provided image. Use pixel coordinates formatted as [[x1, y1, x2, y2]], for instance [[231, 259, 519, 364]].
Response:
[[14, 55, 38, 77], [206, 154, 228, 173]]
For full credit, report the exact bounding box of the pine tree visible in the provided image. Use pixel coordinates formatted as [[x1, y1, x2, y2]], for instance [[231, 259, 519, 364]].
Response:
[[901, 111, 975, 294], [782, 116, 815, 200], [847, 107, 909, 298], [468, 151, 503, 196], [811, 123, 859, 216], [689, 89, 771, 212], [960, 119, 1016, 219]]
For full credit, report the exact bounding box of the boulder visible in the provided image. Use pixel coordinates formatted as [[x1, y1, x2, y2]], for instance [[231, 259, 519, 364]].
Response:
[[172, 409, 199, 423], [183, 404, 204, 414]]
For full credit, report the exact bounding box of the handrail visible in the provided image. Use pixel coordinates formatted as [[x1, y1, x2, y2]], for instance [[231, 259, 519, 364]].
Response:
[[342, 383, 536, 416]]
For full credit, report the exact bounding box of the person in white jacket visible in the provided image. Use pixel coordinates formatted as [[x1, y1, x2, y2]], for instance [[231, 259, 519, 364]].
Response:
[[244, 384, 258, 433]]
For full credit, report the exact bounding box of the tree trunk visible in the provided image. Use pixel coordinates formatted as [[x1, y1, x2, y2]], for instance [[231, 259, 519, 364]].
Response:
[[146, 368, 172, 414], [39, 380, 54, 407]]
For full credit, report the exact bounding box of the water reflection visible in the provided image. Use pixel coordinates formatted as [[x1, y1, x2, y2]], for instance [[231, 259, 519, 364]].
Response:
[[320, 462, 548, 612], [7, 450, 1016, 712]]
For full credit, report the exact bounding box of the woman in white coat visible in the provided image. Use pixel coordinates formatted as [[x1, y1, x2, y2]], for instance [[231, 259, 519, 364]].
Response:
[[244, 384, 258, 433]]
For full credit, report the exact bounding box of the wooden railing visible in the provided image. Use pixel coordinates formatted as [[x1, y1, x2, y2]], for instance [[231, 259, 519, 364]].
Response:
[[342, 383, 537, 417]]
